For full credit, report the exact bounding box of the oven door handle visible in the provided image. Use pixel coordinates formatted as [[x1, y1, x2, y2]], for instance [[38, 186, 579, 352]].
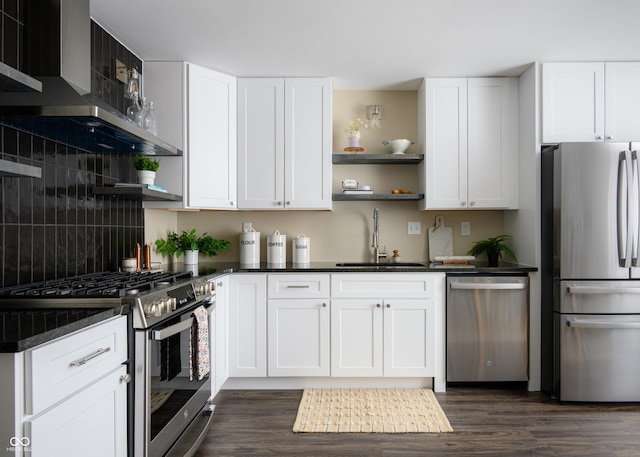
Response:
[[151, 303, 214, 341]]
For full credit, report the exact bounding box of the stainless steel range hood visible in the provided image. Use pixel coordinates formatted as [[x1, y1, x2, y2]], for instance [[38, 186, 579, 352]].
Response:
[[0, 0, 181, 156]]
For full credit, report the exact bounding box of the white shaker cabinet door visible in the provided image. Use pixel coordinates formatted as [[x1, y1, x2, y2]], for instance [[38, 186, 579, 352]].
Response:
[[237, 78, 286, 209], [467, 77, 517, 209], [383, 299, 435, 377], [284, 78, 332, 209], [228, 274, 267, 377], [267, 298, 330, 376], [605, 62, 640, 142], [423, 78, 468, 209], [187, 64, 237, 209], [542, 62, 605, 143], [331, 299, 383, 377], [26, 365, 127, 457]]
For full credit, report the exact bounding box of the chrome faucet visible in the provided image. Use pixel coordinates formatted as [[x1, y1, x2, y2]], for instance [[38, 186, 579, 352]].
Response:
[[372, 208, 386, 263]]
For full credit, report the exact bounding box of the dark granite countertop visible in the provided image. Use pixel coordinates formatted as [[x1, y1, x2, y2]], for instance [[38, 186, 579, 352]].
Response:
[[0, 306, 125, 353], [169, 260, 537, 276]]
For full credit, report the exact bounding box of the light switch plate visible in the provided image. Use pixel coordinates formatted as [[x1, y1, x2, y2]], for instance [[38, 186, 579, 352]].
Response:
[[461, 221, 471, 236], [408, 222, 421, 235]]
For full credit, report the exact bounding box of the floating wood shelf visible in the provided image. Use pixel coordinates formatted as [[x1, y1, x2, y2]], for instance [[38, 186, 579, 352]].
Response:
[[333, 193, 424, 201], [93, 186, 182, 202], [332, 153, 424, 165]]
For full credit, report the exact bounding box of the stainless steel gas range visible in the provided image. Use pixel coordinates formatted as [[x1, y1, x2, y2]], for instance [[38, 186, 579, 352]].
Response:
[[0, 269, 220, 457]]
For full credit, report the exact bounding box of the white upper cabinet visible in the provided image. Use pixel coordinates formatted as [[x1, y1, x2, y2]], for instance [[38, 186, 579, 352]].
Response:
[[237, 78, 332, 210], [542, 62, 640, 143], [142, 61, 237, 209], [419, 77, 518, 210]]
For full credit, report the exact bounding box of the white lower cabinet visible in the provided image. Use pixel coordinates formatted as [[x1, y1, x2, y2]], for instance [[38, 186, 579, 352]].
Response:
[[26, 365, 127, 457], [331, 273, 444, 379], [228, 274, 267, 377], [267, 274, 330, 376], [268, 299, 330, 376], [331, 298, 435, 377], [0, 316, 128, 457]]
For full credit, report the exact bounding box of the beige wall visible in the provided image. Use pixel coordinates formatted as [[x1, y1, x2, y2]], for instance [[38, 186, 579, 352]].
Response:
[[145, 90, 506, 265]]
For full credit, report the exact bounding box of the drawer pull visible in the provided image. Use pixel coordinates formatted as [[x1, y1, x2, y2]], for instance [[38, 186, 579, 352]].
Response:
[[70, 347, 111, 367], [286, 285, 310, 288]]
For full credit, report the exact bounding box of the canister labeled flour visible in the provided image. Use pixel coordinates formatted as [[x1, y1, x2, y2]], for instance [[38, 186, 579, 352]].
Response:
[[267, 230, 286, 265], [292, 234, 310, 264], [239, 226, 260, 266]]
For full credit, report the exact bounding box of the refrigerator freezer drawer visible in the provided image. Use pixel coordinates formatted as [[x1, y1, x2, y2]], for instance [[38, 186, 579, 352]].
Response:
[[447, 277, 529, 382], [559, 280, 640, 314], [558, 313, 640, 401]]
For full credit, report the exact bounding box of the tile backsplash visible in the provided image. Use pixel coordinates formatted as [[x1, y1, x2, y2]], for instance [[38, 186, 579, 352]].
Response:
[[0, 3, 146, 288]]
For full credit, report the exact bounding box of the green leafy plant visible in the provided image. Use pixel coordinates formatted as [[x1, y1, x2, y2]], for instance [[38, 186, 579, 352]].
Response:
[[467, 234, 517, 265], [133, 155, 160, 172], [155, 229, 230, 258]]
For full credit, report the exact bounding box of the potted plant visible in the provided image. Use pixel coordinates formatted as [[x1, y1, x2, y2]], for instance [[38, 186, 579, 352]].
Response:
[[155, 229, 230, 264], [467, 234, 518, 267], [133, 155, 160, 185]]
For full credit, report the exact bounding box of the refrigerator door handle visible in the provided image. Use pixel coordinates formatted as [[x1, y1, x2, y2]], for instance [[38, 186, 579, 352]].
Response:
[[618, 150, 633, 268], [565, 317, 640, 330], [567, 285, 640, 295], [632, 150, 640, 266]]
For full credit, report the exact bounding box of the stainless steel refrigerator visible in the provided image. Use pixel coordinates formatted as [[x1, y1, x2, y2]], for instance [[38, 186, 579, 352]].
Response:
[[542, 142, 640, 402]]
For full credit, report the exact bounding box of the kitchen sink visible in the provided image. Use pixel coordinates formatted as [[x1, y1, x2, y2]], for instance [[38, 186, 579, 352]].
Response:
[[335, 262, 426, 268]]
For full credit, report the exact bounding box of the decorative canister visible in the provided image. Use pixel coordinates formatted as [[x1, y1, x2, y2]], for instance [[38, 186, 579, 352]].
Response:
[[267, 230, 286, 265], [292, 234, 310, 264], [239, 225, 261, 266]]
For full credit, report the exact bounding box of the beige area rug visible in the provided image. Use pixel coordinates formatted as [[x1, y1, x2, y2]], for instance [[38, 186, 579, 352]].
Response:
[[292, 388, 453, 433], [150, 389, 174, 414]]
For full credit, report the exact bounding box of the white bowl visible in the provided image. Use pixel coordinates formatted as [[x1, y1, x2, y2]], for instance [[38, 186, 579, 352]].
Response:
[[382, 139, 414, 154]]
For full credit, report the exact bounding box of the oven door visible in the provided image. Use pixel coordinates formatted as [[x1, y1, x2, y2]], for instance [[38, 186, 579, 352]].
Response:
[[135, 301, 214, 457]]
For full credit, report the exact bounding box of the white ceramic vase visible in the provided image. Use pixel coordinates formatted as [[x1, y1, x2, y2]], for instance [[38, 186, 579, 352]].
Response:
[[138, 170, 156, 185], [184, 250, 199, 265]]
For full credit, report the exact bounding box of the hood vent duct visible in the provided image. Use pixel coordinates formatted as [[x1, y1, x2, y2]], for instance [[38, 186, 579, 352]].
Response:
[[0, 0, 181, 156]]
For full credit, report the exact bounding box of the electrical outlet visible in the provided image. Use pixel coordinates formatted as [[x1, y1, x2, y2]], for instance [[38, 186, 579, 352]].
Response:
[[461, 221, 471, 236], [408, 222, 421, 235], [242, 222, 253, 232]]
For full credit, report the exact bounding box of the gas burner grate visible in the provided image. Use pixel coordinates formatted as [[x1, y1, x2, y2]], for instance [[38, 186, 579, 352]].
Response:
[[0, 271, 193, 298]]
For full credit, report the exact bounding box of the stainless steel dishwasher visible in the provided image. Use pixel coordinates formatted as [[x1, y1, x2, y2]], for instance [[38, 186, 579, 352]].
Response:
[[446, 275, 529, 382]]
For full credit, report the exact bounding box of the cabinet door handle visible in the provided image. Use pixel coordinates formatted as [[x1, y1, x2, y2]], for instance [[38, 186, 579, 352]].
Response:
[[230, 201, 235, 206], [286, 201, 291, 206], [120, 373, 132, 384], [597, 135, 604, 140], [608, 135, 614, 140], [70, 347, 111, 367], [217, 282, 223, 287], [376, 303, 381, 308], [322, 303, 327, 308], [470, 201, 476, 207], [460, 201, 466, 206], [386, 303, 391, 308], [276, 201, 283, 206], [287, 285, 310, 288]]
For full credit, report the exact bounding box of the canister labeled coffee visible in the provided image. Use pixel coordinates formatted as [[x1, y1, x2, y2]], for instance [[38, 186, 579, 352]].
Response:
[[293, 234, 310, 264], [267, 230, 286, 265]]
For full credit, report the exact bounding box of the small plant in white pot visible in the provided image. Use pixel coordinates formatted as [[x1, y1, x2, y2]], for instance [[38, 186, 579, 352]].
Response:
[[133, 155, 160, 185], [155, 229, 231, 265]]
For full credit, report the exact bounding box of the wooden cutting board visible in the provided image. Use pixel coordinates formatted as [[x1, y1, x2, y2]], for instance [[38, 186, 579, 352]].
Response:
[[428, 216, 453, 261]]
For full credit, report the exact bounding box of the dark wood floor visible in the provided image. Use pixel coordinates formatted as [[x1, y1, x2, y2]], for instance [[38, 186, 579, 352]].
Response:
[[195, 387, 640, 457]]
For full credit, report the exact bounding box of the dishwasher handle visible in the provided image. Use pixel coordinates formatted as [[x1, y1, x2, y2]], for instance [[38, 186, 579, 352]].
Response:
[[449, 281, 527, 291]]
